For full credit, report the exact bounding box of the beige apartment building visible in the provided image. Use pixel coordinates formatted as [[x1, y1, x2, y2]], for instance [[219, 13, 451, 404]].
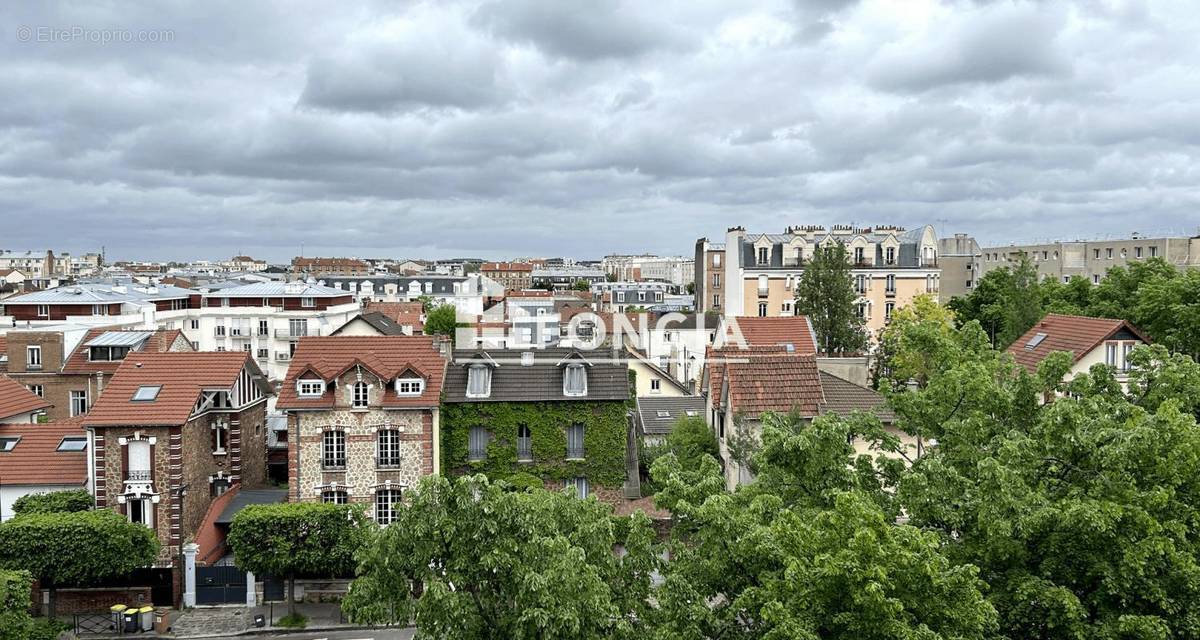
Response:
[[480, 262, 533, 291], [938, 233, 982, 300], [980, 233, 1200, 284], [695, 224, 941, 341]]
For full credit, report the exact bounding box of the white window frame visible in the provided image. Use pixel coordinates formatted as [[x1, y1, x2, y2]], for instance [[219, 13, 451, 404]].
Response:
[[28, 384, 44, 397], [375, 488, 402, 525], [352, 381, 369, 408], [395, 377, 424, 396], [322, 490, 348, 504], [70, 390, 88, 417], [26, 345, 41, 369], [566, 476, 588, 499], [212, 421, 228, 455], [466, 365, 492, 399], [650, 379, 661, 393], [297, 379, 325, 397], [563, 363, 587, 397], [36, 304, 49, 318], [322, 430, 346, 469], [377, 429, 402, 468], [301, 297, 315, 308], [127, 497, 153, 528]]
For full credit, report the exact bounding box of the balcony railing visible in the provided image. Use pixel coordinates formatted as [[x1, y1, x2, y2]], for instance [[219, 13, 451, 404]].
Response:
[[517, 441, 533, 462], [275, 352, 292, 362], [566, 447, 585, 460], [126, 469, 151, 481], [275, 327, 322, 338], [468, 448, 486, 462], [757, 288, 769, 298]]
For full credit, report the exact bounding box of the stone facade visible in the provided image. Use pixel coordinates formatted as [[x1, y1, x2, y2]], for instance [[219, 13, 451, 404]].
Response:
[[291, 407, 436, 510]]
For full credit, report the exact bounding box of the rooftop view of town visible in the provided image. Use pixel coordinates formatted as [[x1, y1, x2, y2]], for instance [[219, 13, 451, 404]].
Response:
[[4, 2, 1200, 639]]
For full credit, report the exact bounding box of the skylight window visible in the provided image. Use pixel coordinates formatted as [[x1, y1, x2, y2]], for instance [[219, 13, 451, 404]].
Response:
[[1025, 333, 1048, 350], [656, 410, 671, 418], [0, 437, 19, 452], [57, 436, 87, 452], [132, 385, 162, 402]]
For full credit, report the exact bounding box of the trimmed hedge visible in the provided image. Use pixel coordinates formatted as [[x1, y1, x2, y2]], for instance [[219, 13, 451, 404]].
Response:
[[0, 569, 33, 640], [12, 490, 93, 517]]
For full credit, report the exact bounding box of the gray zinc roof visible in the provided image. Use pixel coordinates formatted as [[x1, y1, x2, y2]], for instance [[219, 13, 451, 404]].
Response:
[[443, 347, 631, 403], [636, 396, 706, 435]]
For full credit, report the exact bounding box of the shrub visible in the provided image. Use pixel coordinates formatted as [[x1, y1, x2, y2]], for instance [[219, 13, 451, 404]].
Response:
[[12, 490, 93, 517]]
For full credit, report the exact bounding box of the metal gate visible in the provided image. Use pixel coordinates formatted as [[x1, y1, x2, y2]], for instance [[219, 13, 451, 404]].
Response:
[[196, 565, 246, 605]]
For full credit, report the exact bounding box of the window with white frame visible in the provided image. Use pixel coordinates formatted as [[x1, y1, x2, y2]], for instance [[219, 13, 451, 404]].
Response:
[[322, 430, 346, 469], [517, 424, 532, 462], [190, 319, 199, 330], [301, 297, 315, 308], [468, 426, 489, 461], [212, 421, 228, 454], [616, 291, 625, 303], [650, 379, 660, 392], [1105, 342, 1118, 366], [127, 497, 153, 527], [885, 274, 896, 293], [885, 302, 895, 321], [758, 302, 767, 317], [322, 490, 348, 504], [375, 488, 402, 525], [566, 423, 585, 459], [36, 305, 49, 318], [566, 476, 588, 499], [378, 429, 402, 468], [563, 363, 587, 396], [28, 384, 43, 397], [57, 436, 86, 452], [1122, 343, 1134, 372], [26, 345, 41, 369], [298, 379, 325, 396], [466, 365, 492, 398], [352, 381, 369, 408], [757, 247, 769, 265], [70, 390, 88, 417], [395, 377, 423, 395]]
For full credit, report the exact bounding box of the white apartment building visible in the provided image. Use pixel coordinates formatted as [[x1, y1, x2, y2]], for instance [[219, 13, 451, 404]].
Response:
[[601, 255, 695, 286], [317, 274, 501, 317]]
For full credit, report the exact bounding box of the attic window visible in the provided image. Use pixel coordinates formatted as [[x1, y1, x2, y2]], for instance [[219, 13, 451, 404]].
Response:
[[132, 385, 161, 402], [297, 379, 325, 397], [0, 437, 19, 452], [57, 436, 87, 452], [563, 363, 587, 396], [395, 377, 424, 396], [1025, 333, 1048, 350], [466, 365, 492, 398], [686, 410, 699, 417], [656, 410, 671, 418]]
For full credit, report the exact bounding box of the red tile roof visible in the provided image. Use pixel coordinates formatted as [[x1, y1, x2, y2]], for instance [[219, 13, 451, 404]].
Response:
[[705, 345, 792, 410], [482, 262, 533, 272], [1006, 314, 1150, 374], [84, 352, 261, 427], [723, 353, 823, 416], [276, 336, 447, 410], [0, 376, 51, 420], [723, 316, 818, 354], [0, 419, 88, 486], [61, 328, 187, 375], [365, 301, 425, 327]]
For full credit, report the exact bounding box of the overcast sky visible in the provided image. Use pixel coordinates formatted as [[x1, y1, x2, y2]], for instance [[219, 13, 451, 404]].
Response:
[[2, 1, 1198, 262]]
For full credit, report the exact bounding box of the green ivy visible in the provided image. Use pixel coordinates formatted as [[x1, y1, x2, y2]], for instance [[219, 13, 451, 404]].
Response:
[[441, 401, 629, 488]]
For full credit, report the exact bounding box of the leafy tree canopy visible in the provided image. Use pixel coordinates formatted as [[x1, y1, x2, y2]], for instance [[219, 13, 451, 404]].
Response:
[[12, 490, 93, 517], [794, 242, 867, 355], [344, 474, 660, 640], [423, 304, 460, 343]]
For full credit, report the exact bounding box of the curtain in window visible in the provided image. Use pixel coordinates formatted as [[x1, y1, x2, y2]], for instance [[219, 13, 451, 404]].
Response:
[[467, 366, 491, 396], [565, 365, 586, 394], [468, 427, 488, 460], [566, 423, 584, 458]]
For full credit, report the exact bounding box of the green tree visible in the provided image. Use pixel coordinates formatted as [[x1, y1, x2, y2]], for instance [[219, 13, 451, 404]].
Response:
[[999, 255, 1043, 348], [946, 267, 1013, 345], [343, 474, 660, 639], [650, 413, 996, 640], [0, 570, 33, 640], [423, 304, 460, 344], [415, 294, 437, 312], [11, 490, 93, 516], [1130, 267, 1200, 360], [900, 343, 1200, 638], [0, 510, 158, 618], [228, 502, 369, 616], [571, 279, 591, 291], [873, 293, 958, 390], [794, 242, 867, 354]]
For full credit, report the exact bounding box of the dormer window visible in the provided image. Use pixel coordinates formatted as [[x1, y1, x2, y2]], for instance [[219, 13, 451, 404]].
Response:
[[395, 377, 424, 396], [563, 363, 587, 396], [297, 379, 325, 397], [352, 381, 369, 408], [466, 365, 492, 398]]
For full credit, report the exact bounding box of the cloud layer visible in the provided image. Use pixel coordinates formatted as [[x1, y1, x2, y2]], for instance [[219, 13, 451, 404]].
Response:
[[1, 0, 1198, 261]]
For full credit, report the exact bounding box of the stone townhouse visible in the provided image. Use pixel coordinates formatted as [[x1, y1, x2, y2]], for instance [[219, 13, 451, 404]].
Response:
[[82, 351, 272, 603], [2, 327, 191, 421], [441, 347, 633, 504], [276, 335, 447, 524]]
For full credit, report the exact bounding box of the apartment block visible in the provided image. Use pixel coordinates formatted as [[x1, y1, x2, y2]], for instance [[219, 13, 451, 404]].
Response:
[[979, 233, 1200, 285], [938, 234, 982, 300]]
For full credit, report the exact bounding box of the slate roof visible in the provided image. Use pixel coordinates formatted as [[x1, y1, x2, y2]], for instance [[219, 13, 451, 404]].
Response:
[[365, 302, 425, 330], [332, 312, 410, 336], [1006, 314, 1150, 374], [724, 316, 818, 353], [0, 419, 88, 486], [443, 347, 631, 403], [276, 336, 447, 410], [215, 489, 287, 525], [61, 328, 186, 375], [3, 282, 193, 304], [84, 352, 266, 427], [207, 282, 348, 298], [636, 396, 706, 435], [818, 371, 895, 422], [0, 376, 51, 420]]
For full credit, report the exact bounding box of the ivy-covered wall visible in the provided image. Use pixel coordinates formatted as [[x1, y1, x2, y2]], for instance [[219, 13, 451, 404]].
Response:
[[441, 401, 629, 487]]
